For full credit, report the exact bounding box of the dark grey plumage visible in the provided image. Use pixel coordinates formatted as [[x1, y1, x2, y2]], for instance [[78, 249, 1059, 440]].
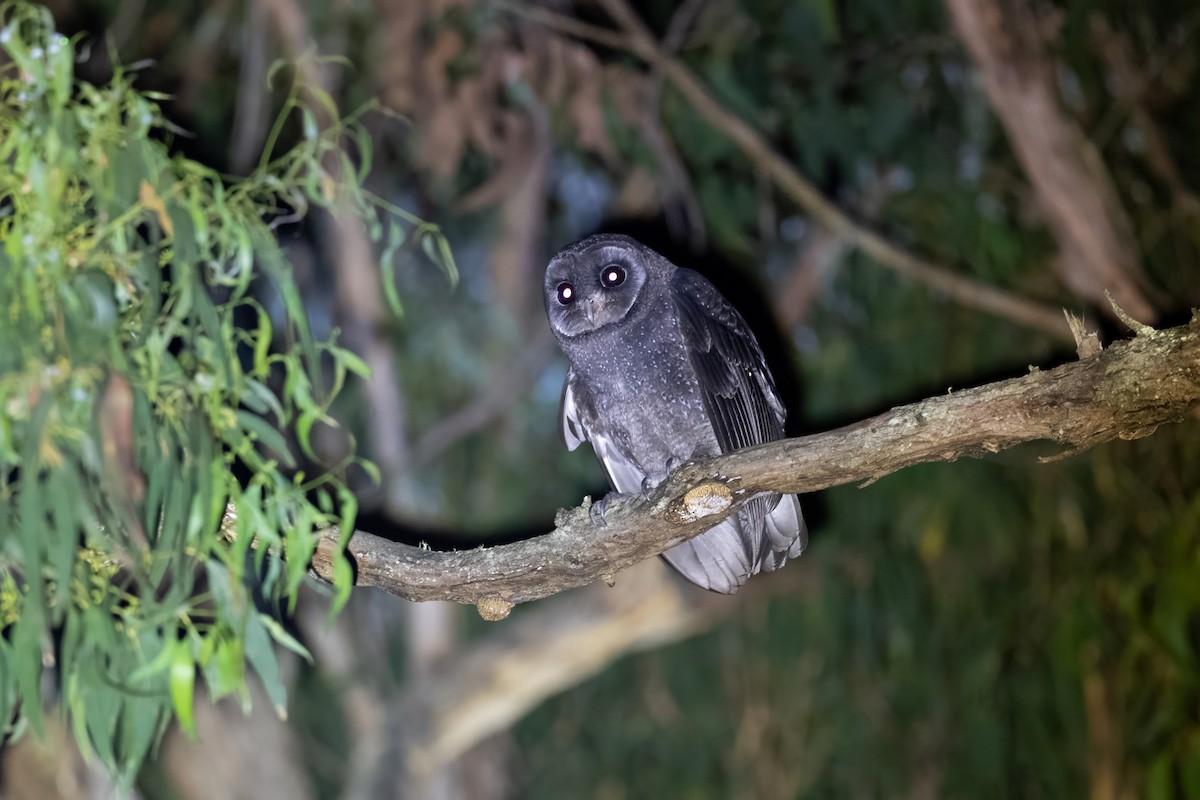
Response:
[[544, 233, 807, 593]]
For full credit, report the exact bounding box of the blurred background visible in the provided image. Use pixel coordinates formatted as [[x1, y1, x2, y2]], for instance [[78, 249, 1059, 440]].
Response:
[[4, 0, 1200, 797]]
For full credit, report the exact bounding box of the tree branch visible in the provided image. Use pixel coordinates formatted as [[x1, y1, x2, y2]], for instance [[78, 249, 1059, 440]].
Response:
[[237, 318, 1200, 616], [945, 0, 1160, 322], [498, 0, 1073, 341]]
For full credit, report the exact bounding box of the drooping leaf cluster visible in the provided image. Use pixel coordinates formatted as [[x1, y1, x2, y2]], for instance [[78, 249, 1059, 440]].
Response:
[[0, 1, 452, 780]]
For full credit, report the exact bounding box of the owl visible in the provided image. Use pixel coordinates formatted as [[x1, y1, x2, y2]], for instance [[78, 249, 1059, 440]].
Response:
[[544, 233, 807, 593]]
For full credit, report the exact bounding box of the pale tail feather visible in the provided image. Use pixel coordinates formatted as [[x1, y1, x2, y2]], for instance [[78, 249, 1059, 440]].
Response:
[[663, 493, 806, 592], [661, 518, 753, 594]]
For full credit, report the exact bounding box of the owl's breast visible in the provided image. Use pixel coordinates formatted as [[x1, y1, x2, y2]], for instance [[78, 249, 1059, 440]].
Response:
[[575, 314, 718, 472]]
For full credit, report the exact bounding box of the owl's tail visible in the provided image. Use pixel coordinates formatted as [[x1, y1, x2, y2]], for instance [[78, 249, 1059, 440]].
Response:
[[660, 493, 806, 594], [761, 492, 807, 571]]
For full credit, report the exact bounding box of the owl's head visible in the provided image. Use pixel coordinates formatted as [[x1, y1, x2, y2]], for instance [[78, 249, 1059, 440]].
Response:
[[544, 234, 657, 339]]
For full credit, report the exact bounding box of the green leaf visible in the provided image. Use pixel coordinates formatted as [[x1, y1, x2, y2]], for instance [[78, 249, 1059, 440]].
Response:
[[128, 632, 177, 683], [380, 222, 406, 317], [0, 642, 16, 737], [204, 633, 247, 705], [242, 377, 286, 424], [169, 640, 197, 739], [84, 660, 122, 771], [47, 466, 81, 622], [259, 614, 313, 663], [283, 503, 317, 605], [331, 345, 371, 379], [251, 302, 274, 377], [294, 407, 324, 462], [118, 691, 168, 782], [331, 551, 355, 621], [329, 486, 358, 618], [244, 612, 287, 718], [235, 410, 296, 468], [0, 5, 438, 776], [11, 610, 43, 737]]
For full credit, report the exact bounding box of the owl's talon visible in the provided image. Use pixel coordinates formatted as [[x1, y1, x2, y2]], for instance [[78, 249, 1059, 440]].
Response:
[[640, 477, 656, 501], [589, 492, 621, 527]]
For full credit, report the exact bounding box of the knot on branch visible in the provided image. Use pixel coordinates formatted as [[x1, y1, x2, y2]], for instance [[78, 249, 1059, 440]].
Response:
[[666, 481, 732, 523], [476, 597, 514, 621], [1117, 425, 1160, 441]]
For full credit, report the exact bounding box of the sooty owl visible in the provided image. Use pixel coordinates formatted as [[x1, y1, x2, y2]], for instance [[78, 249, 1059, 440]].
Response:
[[544, 233, 807, 594]]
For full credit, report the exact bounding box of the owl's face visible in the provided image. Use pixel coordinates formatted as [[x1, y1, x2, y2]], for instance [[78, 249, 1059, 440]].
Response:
[[544, 236, 649, 339]]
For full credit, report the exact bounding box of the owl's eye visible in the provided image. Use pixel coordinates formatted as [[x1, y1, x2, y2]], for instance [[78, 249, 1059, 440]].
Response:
[[556, 282, 576, 304], [600, 264, 626, 288]]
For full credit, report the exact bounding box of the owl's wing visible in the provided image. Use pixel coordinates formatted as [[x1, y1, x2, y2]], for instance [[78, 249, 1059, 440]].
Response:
[[560, 368, 646, 495], [665, 268, 806, 593], [670, 268, 786, 451], [558, 367, 592, 452]]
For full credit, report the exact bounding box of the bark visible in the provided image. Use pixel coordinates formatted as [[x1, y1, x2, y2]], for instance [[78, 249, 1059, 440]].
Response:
[[945, 0, 1160, 322], [222, 318, 1200, 613]]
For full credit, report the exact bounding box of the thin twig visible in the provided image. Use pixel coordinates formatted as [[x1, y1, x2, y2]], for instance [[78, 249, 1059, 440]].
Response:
[[1104, 290, 1154, 336], [495, 1, 629, 50]]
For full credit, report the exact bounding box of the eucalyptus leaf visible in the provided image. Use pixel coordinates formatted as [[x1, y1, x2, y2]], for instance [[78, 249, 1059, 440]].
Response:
[[0, 3, 443, 778]]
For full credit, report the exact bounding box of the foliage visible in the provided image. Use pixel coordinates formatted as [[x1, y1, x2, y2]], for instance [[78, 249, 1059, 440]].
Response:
[[0, 1, 452, 781]]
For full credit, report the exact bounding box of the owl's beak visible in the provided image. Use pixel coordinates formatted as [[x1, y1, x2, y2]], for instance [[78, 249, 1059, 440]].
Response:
[[583, 295, 600, 326]]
